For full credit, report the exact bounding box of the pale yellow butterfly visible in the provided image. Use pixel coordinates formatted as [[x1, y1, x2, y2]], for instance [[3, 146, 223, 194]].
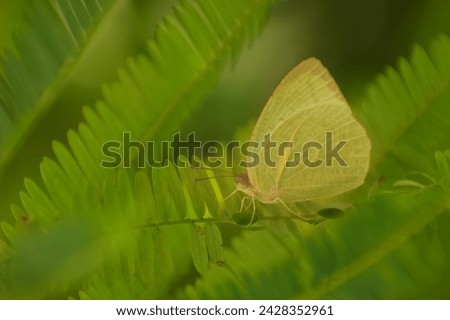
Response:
[[233, 57, 371, 218]]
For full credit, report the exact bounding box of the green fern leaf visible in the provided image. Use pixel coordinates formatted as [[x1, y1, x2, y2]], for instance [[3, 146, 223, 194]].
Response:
[[204, 222, 224, 266], [188, 223, 209, 274], [357, 34, 450, 183], [0, 0, 117, 179]]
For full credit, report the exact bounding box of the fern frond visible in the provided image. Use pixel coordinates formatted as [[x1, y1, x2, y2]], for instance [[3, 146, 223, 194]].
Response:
[[0, 0, 277, 298], [0, 0, 118, 178], [356, 34, 450, 182], [177, 149, 450, 299]]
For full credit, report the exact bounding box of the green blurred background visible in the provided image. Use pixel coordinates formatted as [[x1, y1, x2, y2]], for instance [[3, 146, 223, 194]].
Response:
[[0, 0, 449, 299]]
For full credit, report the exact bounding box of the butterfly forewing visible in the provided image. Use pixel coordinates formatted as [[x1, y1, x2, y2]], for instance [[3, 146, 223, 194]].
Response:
[[246, 58, 371, 203]]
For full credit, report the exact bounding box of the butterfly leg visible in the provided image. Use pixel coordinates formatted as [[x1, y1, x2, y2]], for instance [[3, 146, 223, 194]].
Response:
[[239, 196, 248, 212], [277, 198, 320, 223], [239, 195, 257, 226], [249, 194, 256, 225]]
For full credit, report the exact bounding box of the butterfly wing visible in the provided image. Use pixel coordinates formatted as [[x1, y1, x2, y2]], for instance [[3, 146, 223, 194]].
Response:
[[246, 58, 371, 203]]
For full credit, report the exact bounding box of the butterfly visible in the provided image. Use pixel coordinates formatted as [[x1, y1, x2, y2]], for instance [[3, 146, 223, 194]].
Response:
[[231, 58, 371, 220]]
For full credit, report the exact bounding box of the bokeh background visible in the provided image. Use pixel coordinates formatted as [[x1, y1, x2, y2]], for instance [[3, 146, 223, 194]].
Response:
[[1, 0, 449, 174], [0, 0, 449, 299]]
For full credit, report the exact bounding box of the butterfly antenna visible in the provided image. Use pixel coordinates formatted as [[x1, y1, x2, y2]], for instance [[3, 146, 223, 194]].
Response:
[[189, 164, 234, 175], [194, 174, 235, 182], [223, 188, 239, 202]]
